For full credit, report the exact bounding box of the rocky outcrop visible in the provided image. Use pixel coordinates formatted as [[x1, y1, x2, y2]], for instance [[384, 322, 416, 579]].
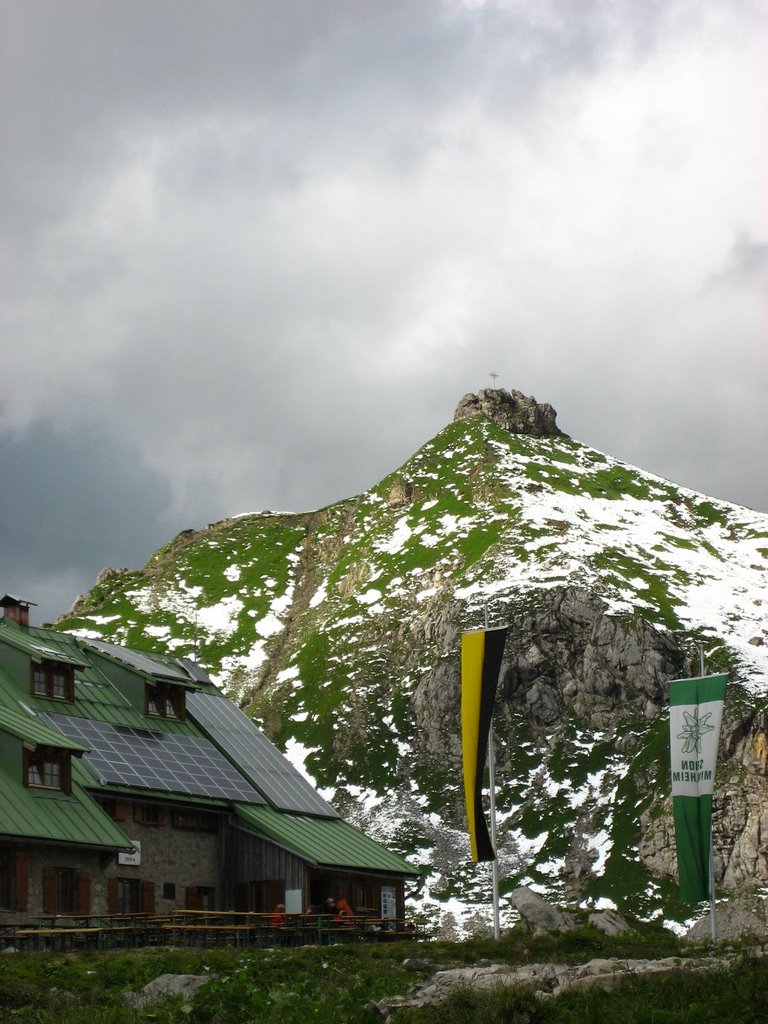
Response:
[[685, 894, 768, 942], [454, 388, 565, 438], [374, 952, 762, 1018], [499, 588, 684, 730], [412, 587, 684, 759]]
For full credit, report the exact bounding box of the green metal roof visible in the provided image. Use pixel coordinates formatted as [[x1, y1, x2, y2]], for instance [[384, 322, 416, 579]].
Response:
[[0, 703, 87, 751], [0, 618, 89, 666], [78, 638, 219, 692], [234, 804, 419, 877], [0, 761, 133, 850]]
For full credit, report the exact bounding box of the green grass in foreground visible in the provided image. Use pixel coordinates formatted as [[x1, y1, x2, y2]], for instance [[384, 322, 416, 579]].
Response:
[[0, 929, 764, 1024]]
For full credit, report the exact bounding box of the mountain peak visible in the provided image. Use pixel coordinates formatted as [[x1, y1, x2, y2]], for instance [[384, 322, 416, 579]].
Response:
[[454, 387, 566, 438]]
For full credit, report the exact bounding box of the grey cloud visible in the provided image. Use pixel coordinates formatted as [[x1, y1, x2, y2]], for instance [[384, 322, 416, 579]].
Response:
[[1, 0, 766, 621]]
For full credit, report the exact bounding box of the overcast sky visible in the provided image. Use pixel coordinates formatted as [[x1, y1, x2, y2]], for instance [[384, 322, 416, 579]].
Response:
[[1, 0, 766, 626]]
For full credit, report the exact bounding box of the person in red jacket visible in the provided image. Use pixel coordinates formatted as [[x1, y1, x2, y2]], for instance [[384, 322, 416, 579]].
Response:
[[269, 903, 286, 926]]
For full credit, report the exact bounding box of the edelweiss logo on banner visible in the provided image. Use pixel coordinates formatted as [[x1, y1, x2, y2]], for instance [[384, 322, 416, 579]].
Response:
[[671, 707, 718, 784], [676, 708, 715, 755]]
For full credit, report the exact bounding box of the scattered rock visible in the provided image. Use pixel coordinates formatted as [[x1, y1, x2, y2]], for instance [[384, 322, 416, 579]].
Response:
[[402, 958, 434, 972], [123, 973, 215, 1008], [47, 987, 79, 1005], [387, 477, 414, 508], [588, 909, 631, 936], [510, 886, 577, 935]]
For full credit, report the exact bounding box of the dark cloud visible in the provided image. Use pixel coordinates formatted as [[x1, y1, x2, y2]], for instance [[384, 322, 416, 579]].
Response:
[[1, 0, 766, 624], [0, 424, 173, 624]]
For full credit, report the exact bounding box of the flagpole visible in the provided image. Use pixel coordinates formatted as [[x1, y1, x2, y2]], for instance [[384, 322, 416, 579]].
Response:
[[700, 644, 717, 943], [485, 603, 501, 940]]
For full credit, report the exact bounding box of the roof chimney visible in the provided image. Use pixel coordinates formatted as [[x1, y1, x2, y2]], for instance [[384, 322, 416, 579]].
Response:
[[0, 595, 36, 628]]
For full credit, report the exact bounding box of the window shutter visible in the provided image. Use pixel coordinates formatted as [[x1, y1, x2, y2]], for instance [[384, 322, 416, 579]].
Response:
[[141, 880, 155, 914], [185, 886, 200, 910], [15, 853, 28, 913], [107, 877, 119, 915], [77, 872, 91, 914], [42, 868, 57, 914], [114, 801, 125, 822]]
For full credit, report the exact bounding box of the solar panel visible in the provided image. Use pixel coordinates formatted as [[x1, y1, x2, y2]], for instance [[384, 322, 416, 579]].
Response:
[[187, 692, 338, 818], [175, 657, 213, 684], [84, 640, 190, 682], [41, 713, 265, 804]]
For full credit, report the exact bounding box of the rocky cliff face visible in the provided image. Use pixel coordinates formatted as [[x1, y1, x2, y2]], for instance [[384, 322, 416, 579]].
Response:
[[57, 389, 768, 929]]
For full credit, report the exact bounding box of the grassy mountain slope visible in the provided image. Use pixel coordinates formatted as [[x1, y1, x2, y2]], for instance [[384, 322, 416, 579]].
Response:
[[58, 414, 768, 931]]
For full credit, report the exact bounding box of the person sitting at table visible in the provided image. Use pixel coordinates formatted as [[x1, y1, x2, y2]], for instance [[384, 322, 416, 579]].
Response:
[[334, 897, 353, 923], [269, 903, 285, 926]]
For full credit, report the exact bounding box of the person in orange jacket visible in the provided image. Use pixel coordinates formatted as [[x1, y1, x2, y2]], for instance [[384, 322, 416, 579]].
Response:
[[269, 903, 286, 926], [334, 897, 353, 924]]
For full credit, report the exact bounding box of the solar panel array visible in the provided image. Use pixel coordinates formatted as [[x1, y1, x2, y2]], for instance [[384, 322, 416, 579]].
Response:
[[42, 712, 265, 804], [85, 639, 190, 682], [187, 692, 338, 818]]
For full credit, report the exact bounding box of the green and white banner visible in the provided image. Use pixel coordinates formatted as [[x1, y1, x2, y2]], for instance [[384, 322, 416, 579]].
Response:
[[669, 674, 727, 902]]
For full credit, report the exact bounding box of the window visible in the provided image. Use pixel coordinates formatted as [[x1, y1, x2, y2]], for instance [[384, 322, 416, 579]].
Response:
[[24, 747, 71, 793], [145, 682, 185, 720], [97, 798, 125, 821], [116, 878, 139, 914], [134, 803, 165, 826], [355, 883, 376, 912], [186, 885, 215, 910], [171, 810, 217, 833], [107, 878, 155, 915], [29, 659, 74, 701], [42, 868, 90, 914]]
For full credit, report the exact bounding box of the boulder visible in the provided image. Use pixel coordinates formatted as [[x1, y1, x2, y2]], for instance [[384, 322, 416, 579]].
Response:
[[123, 973, 214, 1008], [588, 909, 631, 935], [510, 886, 577, 935]]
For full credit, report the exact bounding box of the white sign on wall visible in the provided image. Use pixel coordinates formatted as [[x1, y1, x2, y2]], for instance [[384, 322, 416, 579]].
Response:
[[285, 889, 303, 914], [118, 840, 141, 866]]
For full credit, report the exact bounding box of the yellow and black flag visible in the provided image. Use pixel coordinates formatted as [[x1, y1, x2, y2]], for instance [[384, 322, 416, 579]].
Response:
[[461, 626, 508, 862]]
